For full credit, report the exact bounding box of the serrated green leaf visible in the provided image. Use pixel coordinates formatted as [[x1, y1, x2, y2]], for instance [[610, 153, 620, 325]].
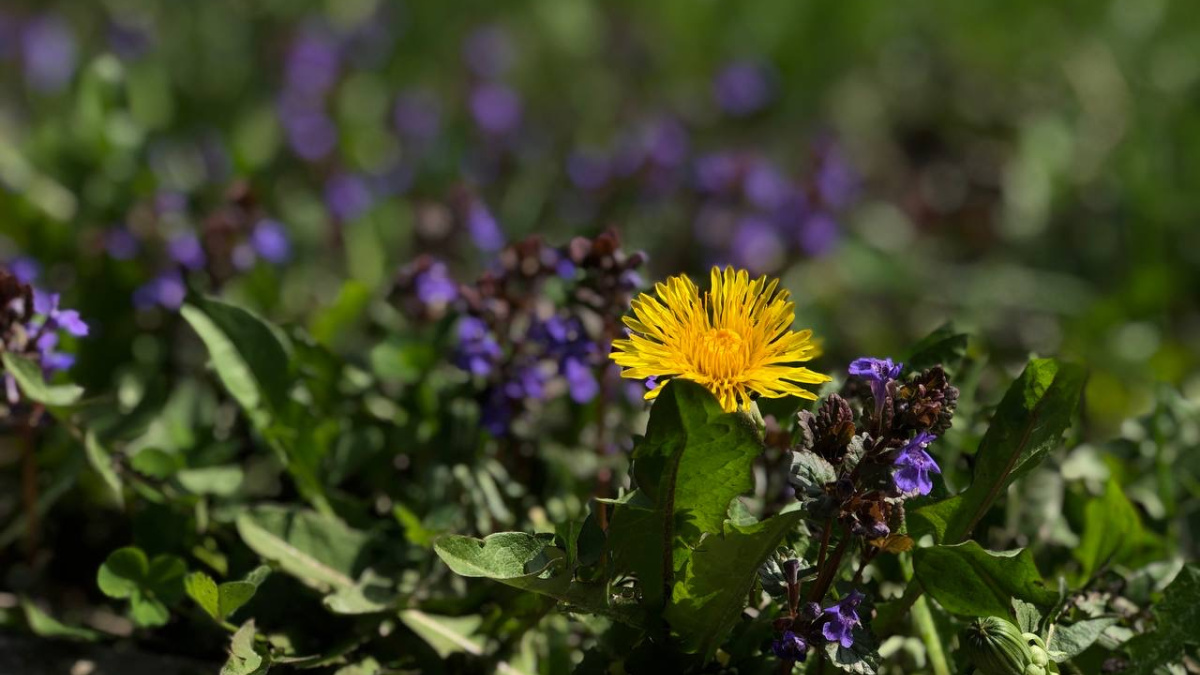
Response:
[[235, 505, 370, 592], [1120, 564, 1200, 675], [914, 541, 1058, 617], [911, 358, 1086, 544], [1075, 477, 1144, 580], [2, 352, 84, 406]]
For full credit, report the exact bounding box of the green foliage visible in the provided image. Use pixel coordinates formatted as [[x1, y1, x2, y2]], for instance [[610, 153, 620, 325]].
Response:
[[235, 505, 371, 592], [221, 621, 270, 675], [911, 358, 1086, 544], [914, 542, 1058, 617], [96, 546, 187, 627], [2, 353, 84, 407], [185, 566, 268, 624], [1119, 564, 1200, 675], [1074, 478, 1146, 580]]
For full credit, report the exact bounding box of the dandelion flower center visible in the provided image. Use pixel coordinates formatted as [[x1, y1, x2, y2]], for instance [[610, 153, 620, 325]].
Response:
[[610, 266, 831, 412]]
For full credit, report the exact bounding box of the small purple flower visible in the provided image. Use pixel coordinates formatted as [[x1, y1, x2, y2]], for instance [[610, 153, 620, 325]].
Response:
[[394, 89, 442, 142], [713, 60, 774, 117], [504, 363, 548, 401], [36, 332, 75, 373], [325, 173, 373, 221], [730, 216, 784, 274], [694, 152, 740, 195], [284, 32, 341, 97], [771, 630, 808, 662], [743, 161, 790, 211], [167, 233, 206, 270], [643, 117, 689, 168], [251, 220, 291, 264], [282, 108, 338, 162], [566, 151, 610, 191], [555, 258, 576, 280], [454, 316, 502, 377], [462, 25, 514, 79], [563, 357, 599, 404], [822, 590, 865, 649], [469, 83, 522, 136], [414, 260, 458, 306], [799, 212, 840, 257], [9, 257, 41, 284], [815, 142, 859, 210], [21, 16, 77, 93], [849, 357, 902, 420], [106, 228, 140, 260], [466, 199, 504, 252], [894, 431, 941, 495], [133, 271, 186, 310], [33, 290, 88, 337]]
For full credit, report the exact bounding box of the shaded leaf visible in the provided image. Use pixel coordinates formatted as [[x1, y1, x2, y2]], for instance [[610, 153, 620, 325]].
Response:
[[84, 432, 123, 507], [914, 541, 1058, 617], [21, 599, 101, 642], [397, 610, 484, 659], [236, 505, 370, 592], [181, 298, 289, 419], [221, 620, 268, 675], [1120, 564, 1200, 675], [1075, 477, 1144, 580], [1046, 616, 1119, 663], [905, 323, 969, 377], [2, 353, 84, 406]]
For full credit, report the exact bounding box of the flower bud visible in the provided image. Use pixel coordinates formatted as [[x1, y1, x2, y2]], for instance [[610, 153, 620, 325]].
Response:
[[962, 617, 1036, 675]]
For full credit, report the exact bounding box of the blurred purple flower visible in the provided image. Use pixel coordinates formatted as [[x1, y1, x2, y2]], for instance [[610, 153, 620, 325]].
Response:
[[133, 271, 186, 310], [415, 260, 458, 306], [815, 142, 859, 210], [713, 60, 774, 116], [730, 216, 784, 273], [466, 199, 504, 252], [462, 24, 514, 79], [454, 316, 502, 377], [9, 257, 41, 284], [325, 173, 373, 221], [33, 290, 88, 337], [394, 89, 442, 142], [479, 386, 511, 436], [281, 107, 338, 162], [167, 233, 206, 270], [771, 631, 808, 662], [469, 83, 522, 135], [643, 117, 690, 168], [799, 212, 840, 257], [555, 258, 576, 279], [285, 31, 341, 97], [743, 161, 790, 211], [36, 332, 75, 373], [694, 152, 740, 195], [251, 220, 291, 264], [566, 151, 610, 191], [107, 19, 154, 61], [504, 363, 548, 400], [822, 590, 865, 648], [21, 16, 77, 93], [563, 357, 598, 404], [894, 431, 940, 495], [106, 228, 139, 260]]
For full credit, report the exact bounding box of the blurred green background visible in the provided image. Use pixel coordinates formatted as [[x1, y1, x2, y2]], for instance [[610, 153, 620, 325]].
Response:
[[2, 0, 1199, 436]]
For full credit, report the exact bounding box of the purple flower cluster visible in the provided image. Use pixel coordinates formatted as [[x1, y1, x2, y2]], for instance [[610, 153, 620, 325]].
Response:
[[1, 270, 88, 406], [771, 630, 808, 662], [848, 356, 902, 420], [822, 590, 865, 648], [893, 430, 940, 495], [278, 28, 341, 162]]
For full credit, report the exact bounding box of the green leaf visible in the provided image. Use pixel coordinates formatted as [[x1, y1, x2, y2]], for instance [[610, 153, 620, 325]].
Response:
[[397, 610, 484, 659], [1120, 564, 1200, 675], [322, 569, 399, 615], [129, 448, 184, 478], [21, 599, 101, 641], [825, 630, 882, 674], [911, 358, 1086, 543], [181, 298, 290, 418], [84, 432, 124, 507], [2, 353, 84, 407], [176, 465, 245, 496], [185, 572, 220, 621], [1046, 616, 1119, 663], [221, 620, 268, 675], [1013, 598, 1043, 634], [1074, 477, 1144, 580], [219, 582, 258, 620], [236, 505, 371, 592], [914, 541, 1058, 617], [606, 379, 763, 614], [665, 506, 805, 657], [905, 323, 969, 377], [97, 547, 149, 599], [129, 592, 170, 627]]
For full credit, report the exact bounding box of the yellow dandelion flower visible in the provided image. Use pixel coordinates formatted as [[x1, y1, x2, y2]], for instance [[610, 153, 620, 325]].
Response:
[[611, 266, 831, 413]]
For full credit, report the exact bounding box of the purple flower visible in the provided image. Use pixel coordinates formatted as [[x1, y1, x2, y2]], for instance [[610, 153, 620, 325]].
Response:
[[21, 16, 77, 93], [394, 89, 442, 142], [713, 60, 774, 116], [555, 258, 576, 279], [643, 117, 689, 168], [9, 257, 41, 284], [106, 228, 139, 260], [566, 151, 611, 191], [251, 220, 291, 264], [36, 332, 75, 373], [822, 590, 865, 649], [33, 290, 88, 337], [325, 173, 373, 221], [469, 83, 522, 136], [285, 32, 340, 97], [454, 316, 502, 377], [849, 357, 902, 419], [563, 357, 599, 404], [799, 212, 840, 257], [743, 161, 789, 210], [133, 271, 186, 310], [462, 25, 514, 79], [466, 199, 504, 252], [281, 107, 338, 161], [730, 216, 784, 274], [167, 233, 206, 270], [504, 363, 548, 400], [414, 260, 458, 306], [771, 630, 808, 662], [815, 142, 859, 210], [694, 152, 740, 195], [894, 431, 941, 495]]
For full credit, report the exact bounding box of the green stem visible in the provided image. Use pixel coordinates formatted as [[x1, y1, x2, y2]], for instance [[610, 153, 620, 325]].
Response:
[[911, 595, 951, 675]]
